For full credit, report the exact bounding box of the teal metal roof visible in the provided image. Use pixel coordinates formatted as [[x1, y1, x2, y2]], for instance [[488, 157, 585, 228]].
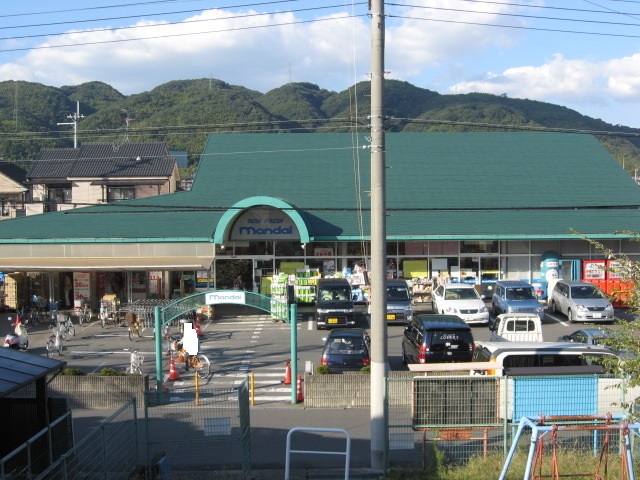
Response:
[[0, 132, 639, 243]]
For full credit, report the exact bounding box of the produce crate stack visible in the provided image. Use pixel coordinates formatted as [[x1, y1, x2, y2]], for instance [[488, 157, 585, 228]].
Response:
[[295, 268, 320, 304]]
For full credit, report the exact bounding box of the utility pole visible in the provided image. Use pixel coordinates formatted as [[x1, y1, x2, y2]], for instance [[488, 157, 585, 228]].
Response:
[[57, 101, 84, 148], [369, 0, 387, 471]]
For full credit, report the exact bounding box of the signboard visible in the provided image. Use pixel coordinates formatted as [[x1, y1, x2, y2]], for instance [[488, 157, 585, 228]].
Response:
[[74, 272, 90, 302], [230, 207, 299, 240], [206, 291, 246, 305]]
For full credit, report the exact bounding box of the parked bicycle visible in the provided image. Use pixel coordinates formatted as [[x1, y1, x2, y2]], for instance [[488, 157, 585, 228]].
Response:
[[46, 324, 64, 357], [74, 303, 91, 324], [56, 313, 75, 340], [126, 350, 144, 374]]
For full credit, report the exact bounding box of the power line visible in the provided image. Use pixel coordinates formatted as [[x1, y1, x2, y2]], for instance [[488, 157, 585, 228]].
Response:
[[0, 13, 366, 53], [0, 3, 360, 43]]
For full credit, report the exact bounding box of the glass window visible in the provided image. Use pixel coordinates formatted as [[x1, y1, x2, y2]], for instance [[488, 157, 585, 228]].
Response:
[[501, 241, 529, 254], [461, 241, 498, 254], [47, 187, 72, 203], [429, 241, 458, 255], [107, 187, 135, 202]]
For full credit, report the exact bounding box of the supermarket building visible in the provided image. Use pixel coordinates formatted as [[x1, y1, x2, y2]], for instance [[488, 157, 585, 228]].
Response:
[[0, 132, 638, 308]]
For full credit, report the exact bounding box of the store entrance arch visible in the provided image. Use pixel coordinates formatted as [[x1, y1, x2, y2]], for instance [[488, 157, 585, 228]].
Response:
[[152, 290, 300, 403]]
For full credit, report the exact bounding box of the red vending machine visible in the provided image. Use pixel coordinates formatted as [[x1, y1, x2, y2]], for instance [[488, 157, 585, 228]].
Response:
[[606, 260, 632, 308], [582, 260, 607, 293]]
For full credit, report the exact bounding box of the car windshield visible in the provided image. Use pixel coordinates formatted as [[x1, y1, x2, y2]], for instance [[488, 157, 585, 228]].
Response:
[[571, 285, 605, 299], [318, 286, 351, 302], [327, 337, 366, 354], [506, 287, 535, 300], [387, 287, 409, 301], [445, 288, 478, 300]]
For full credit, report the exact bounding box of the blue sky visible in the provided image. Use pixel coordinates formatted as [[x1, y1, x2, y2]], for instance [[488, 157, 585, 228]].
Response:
[[1, 0, 639, 127]]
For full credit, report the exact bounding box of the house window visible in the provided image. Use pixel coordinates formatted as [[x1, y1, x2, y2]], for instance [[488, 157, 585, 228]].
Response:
[[45, 186, 72, 212], [107, 187, 135, 202]]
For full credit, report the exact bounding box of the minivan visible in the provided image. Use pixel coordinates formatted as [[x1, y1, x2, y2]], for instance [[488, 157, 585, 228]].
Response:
[[548, 280, 615, 323], [368, 279, 414, 324], [402, 315, 475, 364], [491, 280, 545, 324], [315, 278, 356, 330]]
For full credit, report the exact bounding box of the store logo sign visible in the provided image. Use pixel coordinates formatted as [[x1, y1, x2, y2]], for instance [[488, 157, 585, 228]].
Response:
[[206, 292, 246, 305], [239, 226, 293, 236]]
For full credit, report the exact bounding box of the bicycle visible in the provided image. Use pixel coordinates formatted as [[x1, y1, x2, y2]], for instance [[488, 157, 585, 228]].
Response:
[[126, 312, 144, 341], [74, 303, 91, 325], [176, 347, 211, 377], [56, 313, 75, 340], [126, 350, 144, 374], [46, 324, 64, 358]]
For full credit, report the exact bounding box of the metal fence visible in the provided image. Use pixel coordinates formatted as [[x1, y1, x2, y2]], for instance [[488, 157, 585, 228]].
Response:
[[0, 398, 139, 480], [385, 374, 640, 470], [144, 378, 252, 478]]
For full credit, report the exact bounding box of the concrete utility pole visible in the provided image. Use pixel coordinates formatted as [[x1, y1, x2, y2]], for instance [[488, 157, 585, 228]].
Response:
[[57, 101, 84, 148], [369, 0, 387, 471]]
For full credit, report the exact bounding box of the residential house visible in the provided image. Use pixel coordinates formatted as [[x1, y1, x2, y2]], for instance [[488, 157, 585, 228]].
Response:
[[24, 142, 180, 214], [0, 162, 27, 220]]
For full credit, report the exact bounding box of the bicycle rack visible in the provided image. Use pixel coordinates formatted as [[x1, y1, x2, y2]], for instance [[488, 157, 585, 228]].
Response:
[[284, 427, 351, 480]]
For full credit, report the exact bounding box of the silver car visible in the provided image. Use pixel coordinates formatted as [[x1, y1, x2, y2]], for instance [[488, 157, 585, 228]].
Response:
[[549, 280, 614, 323]]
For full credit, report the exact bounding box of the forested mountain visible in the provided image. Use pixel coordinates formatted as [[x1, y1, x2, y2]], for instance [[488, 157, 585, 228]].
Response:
[[1, 78, 638, 174]]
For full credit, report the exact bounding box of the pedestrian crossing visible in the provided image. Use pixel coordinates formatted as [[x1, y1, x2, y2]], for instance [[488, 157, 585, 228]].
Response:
[[163, 314, 303, 404]]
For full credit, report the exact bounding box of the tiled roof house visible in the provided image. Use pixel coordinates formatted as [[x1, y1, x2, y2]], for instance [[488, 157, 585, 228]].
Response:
[[24, 142, 180, 214]]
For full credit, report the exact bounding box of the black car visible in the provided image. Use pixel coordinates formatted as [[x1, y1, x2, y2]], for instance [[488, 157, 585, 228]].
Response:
[[402, 315, 475, 364], [320, 328, 371, 373]]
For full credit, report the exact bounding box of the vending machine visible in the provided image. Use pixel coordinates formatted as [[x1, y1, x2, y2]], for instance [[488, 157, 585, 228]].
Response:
[[582, 260, 607, 293], [582, 259, 632, 308]]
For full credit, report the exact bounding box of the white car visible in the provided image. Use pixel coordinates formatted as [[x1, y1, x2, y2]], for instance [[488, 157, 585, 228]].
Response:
[[431, 283, 489, 325]]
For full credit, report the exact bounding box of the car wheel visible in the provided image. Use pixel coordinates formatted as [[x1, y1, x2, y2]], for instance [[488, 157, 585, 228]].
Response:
[[549, 300, 556, 313], [567, 309, 575, 323]]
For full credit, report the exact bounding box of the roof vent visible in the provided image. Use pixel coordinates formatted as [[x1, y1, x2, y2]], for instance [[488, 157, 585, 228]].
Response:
[[135, 156, 141, 162]]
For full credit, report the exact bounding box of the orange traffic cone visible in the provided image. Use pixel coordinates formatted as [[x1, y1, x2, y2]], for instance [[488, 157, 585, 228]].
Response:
[[296, 374, 304, 402], [281, 359, 291, 385], [195, 320, 203, 337], [168, 356, 180, 381]]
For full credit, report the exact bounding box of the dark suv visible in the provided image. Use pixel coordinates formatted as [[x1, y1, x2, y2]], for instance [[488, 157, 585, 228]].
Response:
[[402, 315, 475, 364], [320, 328, 371, 373]]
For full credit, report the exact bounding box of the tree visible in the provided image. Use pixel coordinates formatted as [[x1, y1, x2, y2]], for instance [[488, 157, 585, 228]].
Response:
[[572, 229, 640, 393]]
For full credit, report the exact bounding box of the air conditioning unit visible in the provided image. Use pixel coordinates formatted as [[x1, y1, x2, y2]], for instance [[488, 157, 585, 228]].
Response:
[[33, 195, 43, 202]]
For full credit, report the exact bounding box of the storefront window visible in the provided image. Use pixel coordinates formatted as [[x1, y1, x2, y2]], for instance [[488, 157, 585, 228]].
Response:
[[386, 242, 398, 256], [429, 241, 458, 255], [346, 242, 366, 256], [501, 241, 529, 254], [275, 241, 305, 256], [460, 241, 498, 254]]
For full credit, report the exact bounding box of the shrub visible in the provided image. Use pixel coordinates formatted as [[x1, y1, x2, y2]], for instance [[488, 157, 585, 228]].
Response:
[[315, 365, 330, 375], [99, 367, 124, 376], [62, 367, 86, 376], [360, 365, 371, 374]]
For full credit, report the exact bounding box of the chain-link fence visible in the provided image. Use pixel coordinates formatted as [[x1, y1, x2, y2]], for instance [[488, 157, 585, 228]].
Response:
[[386, 374, 639, 469], [144, 379, 251, 478]]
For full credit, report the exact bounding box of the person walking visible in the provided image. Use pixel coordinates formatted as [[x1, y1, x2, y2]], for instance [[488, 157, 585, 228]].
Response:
[[233, 275, 245, 290]]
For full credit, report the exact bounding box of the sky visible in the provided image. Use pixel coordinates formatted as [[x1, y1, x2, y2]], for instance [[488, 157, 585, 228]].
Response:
[[1, 0, 640, 128]]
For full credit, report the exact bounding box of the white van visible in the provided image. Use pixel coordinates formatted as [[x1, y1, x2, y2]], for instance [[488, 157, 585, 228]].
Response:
[[471, 341, 617, 376], [489, 313, 543, 342]]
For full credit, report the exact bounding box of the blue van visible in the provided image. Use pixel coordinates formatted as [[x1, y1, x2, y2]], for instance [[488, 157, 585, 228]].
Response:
[[491, 280, 545, 325]]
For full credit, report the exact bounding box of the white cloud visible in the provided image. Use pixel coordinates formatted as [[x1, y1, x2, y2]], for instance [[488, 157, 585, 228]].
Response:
[[0, 8, 370, 94], [449, 53, 640, 115]]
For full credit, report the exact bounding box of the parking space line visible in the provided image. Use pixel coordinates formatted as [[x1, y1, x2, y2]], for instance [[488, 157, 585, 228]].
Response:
[[545, 313, 570, 327]]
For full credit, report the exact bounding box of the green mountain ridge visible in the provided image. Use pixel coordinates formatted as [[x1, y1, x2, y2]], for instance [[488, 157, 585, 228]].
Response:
[[0, 78, 638, 173]]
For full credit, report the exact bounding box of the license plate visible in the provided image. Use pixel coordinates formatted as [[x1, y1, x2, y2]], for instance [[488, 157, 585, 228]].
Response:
[[592, 313, 602, 319], [327, 318, 338, 324], [386, 314, 396, 321]]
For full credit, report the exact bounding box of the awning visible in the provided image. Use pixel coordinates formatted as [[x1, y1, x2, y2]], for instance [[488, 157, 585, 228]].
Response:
[[0, 256, 213, 272], [0, 349, 66, 398]]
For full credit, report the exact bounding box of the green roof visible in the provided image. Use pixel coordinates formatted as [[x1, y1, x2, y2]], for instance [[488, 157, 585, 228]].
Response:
[[1, 132, 639, 243]]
